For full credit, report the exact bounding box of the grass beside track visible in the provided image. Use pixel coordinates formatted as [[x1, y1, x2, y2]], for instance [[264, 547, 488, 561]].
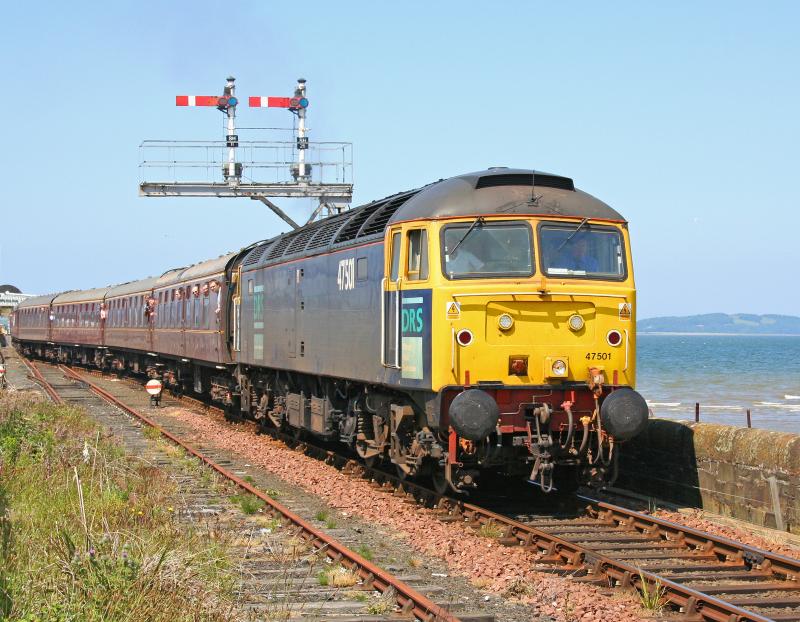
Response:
[[0, 392, 237, 621]]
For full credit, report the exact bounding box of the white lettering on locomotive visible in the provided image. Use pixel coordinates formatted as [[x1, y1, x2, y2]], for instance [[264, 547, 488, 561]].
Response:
[[337, 258, 355, 291]]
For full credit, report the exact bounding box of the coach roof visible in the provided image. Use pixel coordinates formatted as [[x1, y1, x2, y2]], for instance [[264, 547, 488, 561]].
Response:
[[53, 287, 111, 304], [16, 293, 58, 309]]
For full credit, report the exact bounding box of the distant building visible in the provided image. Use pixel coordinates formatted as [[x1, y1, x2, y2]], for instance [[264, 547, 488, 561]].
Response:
[[0, 285, 35, 333]]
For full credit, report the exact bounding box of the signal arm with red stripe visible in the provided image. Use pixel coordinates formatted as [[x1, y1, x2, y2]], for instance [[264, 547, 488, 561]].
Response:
[[249, 96, 309, 110]]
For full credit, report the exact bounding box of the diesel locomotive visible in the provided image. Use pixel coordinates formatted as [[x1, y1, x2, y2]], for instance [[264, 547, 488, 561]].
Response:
[[12, 168, 649, 494]]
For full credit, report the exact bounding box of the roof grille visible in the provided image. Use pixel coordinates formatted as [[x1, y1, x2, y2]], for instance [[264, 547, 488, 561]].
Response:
[[266, 236, 293, 260], [475, 173, 574, 192], [358, 192, 418, 237], [243, 244, 269, 265], [334, 204, 380, 244], [306, 214, 349, 250], [285, 227, 320, 255]]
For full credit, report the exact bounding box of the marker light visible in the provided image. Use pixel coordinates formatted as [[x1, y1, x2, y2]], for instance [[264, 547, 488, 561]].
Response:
[[498, 313, 514, 331], [508, 356, 528, 376], [568, 314, 584, 331], [456, 329, 474, 346], [551, 359, 568, 376], [607, 330, 623, 346]]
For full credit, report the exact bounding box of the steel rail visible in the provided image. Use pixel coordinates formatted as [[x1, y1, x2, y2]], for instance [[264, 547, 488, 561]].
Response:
[[582, 496, 800, 581], [20, 357, 63, 404], [47, 363, 458, 622], [443, 500, 780, 622], [40, 360, 800, 622]]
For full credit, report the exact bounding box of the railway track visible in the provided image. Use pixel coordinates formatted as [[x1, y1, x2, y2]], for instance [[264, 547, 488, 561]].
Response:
[[22, 358, 800, 622], [20, 358, 478, 622]]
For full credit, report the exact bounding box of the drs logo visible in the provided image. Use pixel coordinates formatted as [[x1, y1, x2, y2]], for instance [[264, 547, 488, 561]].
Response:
[[337, 258, 355, 291], [402, 307, 424, 334]]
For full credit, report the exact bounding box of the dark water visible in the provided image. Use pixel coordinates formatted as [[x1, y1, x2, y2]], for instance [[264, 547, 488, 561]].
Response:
[[637, 334, 800, 433]]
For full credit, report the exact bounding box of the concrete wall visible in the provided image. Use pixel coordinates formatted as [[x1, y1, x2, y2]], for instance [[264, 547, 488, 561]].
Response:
[[617, 419, 800, 533]]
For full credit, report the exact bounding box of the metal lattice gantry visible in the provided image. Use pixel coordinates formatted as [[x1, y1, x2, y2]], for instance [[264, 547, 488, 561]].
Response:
[[138, 77, 354, 228]]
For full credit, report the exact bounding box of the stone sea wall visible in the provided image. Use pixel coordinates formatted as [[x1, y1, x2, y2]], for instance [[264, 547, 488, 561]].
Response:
[[617, 419, 799, 533]]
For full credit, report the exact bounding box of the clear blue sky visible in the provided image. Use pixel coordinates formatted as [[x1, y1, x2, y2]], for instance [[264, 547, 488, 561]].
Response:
[[1, 1, 798, 319]]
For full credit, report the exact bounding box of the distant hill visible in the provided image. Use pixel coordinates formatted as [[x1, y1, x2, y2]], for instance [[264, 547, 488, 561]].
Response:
[[638, 313, 800, 335]]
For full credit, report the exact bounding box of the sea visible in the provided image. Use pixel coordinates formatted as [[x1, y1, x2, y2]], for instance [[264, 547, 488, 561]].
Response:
[[637, 334, 800, 434]]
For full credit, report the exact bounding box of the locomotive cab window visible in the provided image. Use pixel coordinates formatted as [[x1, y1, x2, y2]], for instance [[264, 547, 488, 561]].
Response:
[[406, 229, 428, 281], [539, 223, 626, 280], [389, 231, 402, 281], [441, 220, 533, 279]]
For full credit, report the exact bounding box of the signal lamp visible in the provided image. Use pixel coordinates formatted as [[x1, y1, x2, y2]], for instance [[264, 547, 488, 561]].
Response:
[[228, 96, 238, 107], [607, 330, 622, 347], [456, 329, 473, 346], [508, 356, 528, 376], [568, 314, 584, 331], [497, 313, 514, 331]]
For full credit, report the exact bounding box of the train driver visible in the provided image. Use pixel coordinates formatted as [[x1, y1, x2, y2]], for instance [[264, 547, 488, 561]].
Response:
[[553, 232, 599, 273]]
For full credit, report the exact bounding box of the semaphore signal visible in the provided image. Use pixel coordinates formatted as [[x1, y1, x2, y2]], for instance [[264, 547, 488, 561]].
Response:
[[139, 75, 353, 229]]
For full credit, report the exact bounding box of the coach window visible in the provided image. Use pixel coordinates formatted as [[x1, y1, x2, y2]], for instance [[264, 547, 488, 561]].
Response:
[[406, 229, 428, 281], [194, 288, 201, 328], [389, 231, 402, 281]]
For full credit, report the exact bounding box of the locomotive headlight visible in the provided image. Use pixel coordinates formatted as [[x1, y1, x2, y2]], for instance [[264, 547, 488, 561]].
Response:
[[497, 313, 514, 331], [568, 314, 584, 331], [551, 359, 568, 376]]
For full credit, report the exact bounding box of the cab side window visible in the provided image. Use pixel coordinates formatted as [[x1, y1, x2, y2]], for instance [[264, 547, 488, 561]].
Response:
[[406, 229, 428, 281], [390, 232, 402, 281]]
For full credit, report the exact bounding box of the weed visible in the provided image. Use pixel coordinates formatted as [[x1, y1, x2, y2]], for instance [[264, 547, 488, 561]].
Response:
[[503, 577, 535, 599], [345, 590, 369, 602], [408, 556, 422, 568], [355, 544, 373, 561], [142, 425, 161, 441], [0, 394, 236, 620], [243, 475, 255, 484], [230, 494, 266, 515], [265, 488, 280, 498], [318, 564, 359, 587], [365, 587, 396, 614], [478, 519, 504, 538], [315, 510, 329, 522], [638, 572, 666, 613], [324, 518, 338, 529]]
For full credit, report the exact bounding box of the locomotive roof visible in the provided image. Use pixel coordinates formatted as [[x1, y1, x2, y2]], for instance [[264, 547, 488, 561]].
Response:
[[239, 168, 624, 269], [389, 168, 624, 223]]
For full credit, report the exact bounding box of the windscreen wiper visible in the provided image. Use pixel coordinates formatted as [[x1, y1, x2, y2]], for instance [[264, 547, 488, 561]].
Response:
[[449, 217, 484, 256], [555, 217, 589, 253]]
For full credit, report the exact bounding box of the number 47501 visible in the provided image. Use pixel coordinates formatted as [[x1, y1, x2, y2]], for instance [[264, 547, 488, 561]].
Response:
[[586, 352, 611, 360]]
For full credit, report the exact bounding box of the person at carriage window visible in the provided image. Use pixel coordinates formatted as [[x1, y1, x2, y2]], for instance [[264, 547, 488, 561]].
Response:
[[209, 280, 221, 317], [555, 232, 599, 273]]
